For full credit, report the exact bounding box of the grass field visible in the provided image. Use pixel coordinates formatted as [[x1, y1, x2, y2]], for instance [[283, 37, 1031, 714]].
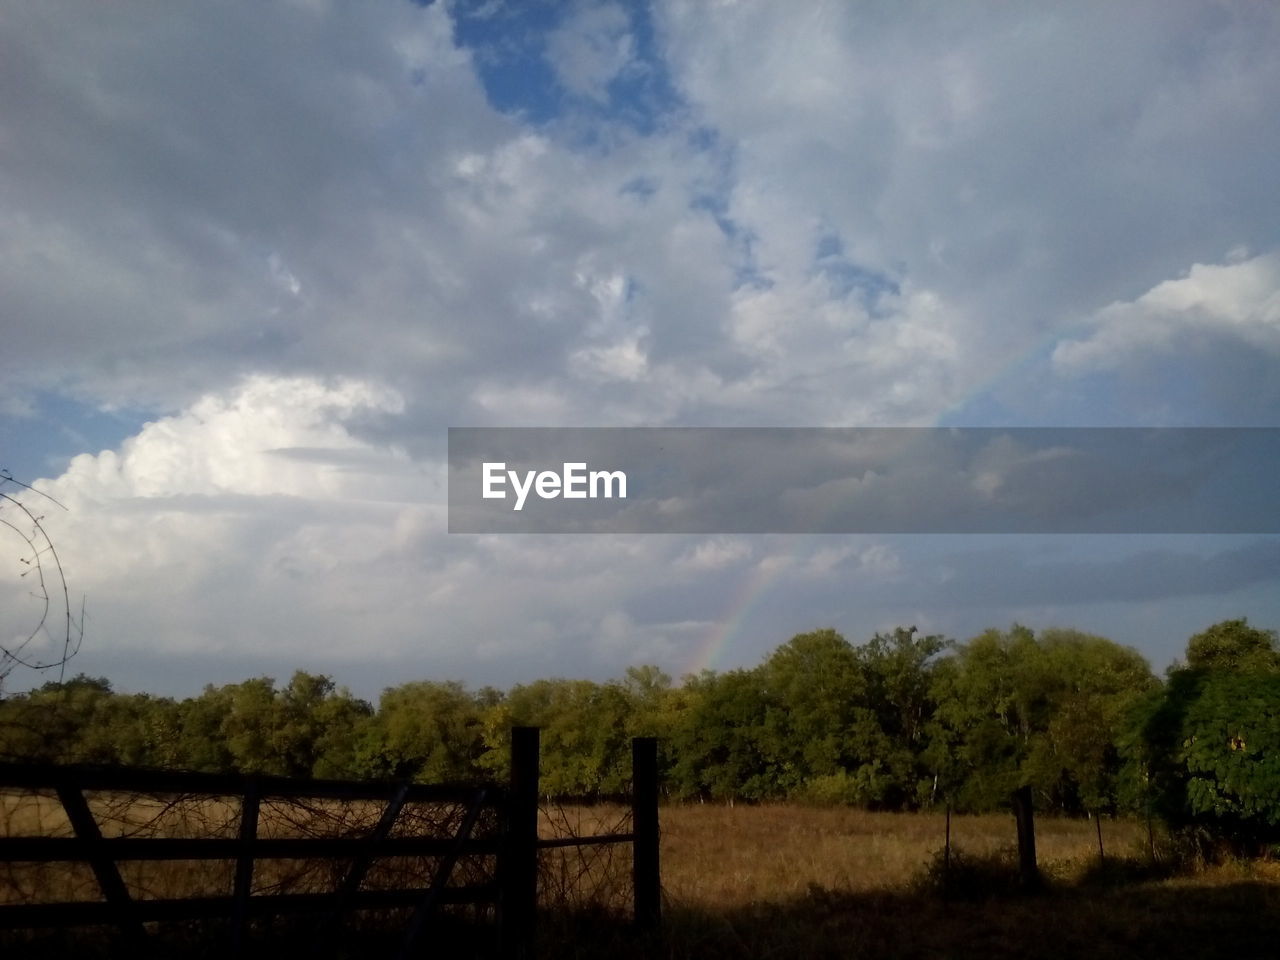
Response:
[[608, 805, 1280, 960], [660, 804, 1143, 904], [3, 795, 1279, 958]]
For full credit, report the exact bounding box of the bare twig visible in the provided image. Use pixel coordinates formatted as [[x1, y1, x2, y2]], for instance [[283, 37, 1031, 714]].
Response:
[[0, 471, 84, 693]]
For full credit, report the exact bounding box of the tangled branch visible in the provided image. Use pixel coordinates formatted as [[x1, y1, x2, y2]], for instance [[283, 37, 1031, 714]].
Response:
[[0, 470, 84, 693]]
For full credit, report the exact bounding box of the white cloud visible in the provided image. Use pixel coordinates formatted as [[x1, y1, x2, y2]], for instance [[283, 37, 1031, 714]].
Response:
[[675, 537, 754, 571], [36, 376, 417, 588], [2, 0, 1278, 687], [855, 543, 901, 578], [656, 0, 1280, 420], [1053, 252, 1280, 374], [0, 0, 1026, 431], [545, 2, 636, 102]]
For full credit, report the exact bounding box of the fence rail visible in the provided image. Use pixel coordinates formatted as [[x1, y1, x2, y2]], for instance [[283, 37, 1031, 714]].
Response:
[[0, 761, 492, 801], [0, 728, 661, 958]]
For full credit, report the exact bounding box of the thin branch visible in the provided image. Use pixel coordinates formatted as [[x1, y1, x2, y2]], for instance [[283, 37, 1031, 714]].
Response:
[[0, 475, 84, 692]]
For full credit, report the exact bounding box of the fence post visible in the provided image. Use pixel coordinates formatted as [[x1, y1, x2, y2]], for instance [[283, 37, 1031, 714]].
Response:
[[1011, 785, 1040, 890], [230, 778, 259, 956], [944, 803, 952, 876], [631, 737, 660, 931], [500, 726, 540, 960], [54, 782, 148, 947]]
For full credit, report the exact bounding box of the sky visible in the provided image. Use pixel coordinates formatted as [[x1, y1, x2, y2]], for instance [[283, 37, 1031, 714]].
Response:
[[1, 0, 1278, 700]]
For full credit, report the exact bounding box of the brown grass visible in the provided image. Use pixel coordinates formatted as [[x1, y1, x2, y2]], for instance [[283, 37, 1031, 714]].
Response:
[[658, 804, 1145, 905], [3, 793, 1279, 959], [0, 787, 504, 908]]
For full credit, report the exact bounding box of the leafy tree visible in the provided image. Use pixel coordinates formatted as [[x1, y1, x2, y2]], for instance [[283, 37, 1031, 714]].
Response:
[[359, 680, 485, 782], [175, 684, 238, 772], [0, 675, 185, 767], [857, 626, 949, 806], [1185, 618, 1280, 672], [621, 664, 674, 736], [173, 672, 371, 777], [0, 675, 115, 762], [1179, 672, 1280, 840], [279, 673, 372, 779], [666, 669, 786, 802], [759, 629, 867, 789], [929, 626, 1038, 810], [479, 678, 637, 797], [1131, 619, 1280, 853], [930, 626, 1156, 813], [1030, 629, 1157, 812]]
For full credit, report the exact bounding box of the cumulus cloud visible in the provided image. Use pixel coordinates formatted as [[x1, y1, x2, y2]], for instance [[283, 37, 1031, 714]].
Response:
[[34, 376, 418, 590], [1053, 251, 1280, 374], [656, 0, 1280, 420], [13, 378, 812, 673], [0, 0, 1025, 433], [2, 0, 1278, 689]]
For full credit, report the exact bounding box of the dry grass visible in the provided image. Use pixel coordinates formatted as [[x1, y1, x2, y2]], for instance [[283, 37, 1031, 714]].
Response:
[[659, 804, 1145, 905], [3, 792, 1279, 959], [0, 787, 504, 909], [545, 804, 1280, 960]]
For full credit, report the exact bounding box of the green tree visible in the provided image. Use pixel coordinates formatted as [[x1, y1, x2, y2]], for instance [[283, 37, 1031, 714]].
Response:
[[1030, 629, 1157, 812], [173, 672, 371, 777], [1185, 618, 1280, 672], [857, 626, 950, 807], [666, 669, 786, 802], [930, 626, 1155, 813], [359, 680, 486, 782], [1131, 619, 1280, 853], [495, 678, 635, 797], [759, 629, 867, 789]]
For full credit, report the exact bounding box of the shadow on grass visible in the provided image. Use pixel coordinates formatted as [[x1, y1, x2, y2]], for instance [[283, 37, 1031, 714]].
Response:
[[546, 876, 1280, 960], [3, 873, 1278, 960]]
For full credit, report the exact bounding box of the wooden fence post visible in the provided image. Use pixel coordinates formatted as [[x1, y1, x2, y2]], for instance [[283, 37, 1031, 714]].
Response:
[[631, 737, 660, 930], [54, 782, 148, 947], [1011, 785, 1040, 890], [944, 803, 952, 876], [500, 726, 540, 960], [230, 778, 259, 956]]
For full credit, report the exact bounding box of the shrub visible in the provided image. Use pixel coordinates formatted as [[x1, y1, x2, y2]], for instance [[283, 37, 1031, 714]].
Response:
[[912, 845, 1024, 900]]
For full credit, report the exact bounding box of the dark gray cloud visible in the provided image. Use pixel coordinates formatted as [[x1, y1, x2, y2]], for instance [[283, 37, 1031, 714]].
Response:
[[924, 538, 1280, 608]]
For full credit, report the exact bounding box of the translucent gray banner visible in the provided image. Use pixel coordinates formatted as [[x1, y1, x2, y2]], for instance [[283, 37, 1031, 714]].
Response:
[[447, 428, 1280, 533]]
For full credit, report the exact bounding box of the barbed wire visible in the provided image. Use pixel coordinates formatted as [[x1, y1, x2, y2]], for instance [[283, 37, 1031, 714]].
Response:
[[0, 471, 84, 693], [537, 800, 635, 913]]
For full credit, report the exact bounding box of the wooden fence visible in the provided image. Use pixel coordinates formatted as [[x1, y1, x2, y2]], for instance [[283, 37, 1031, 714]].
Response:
[[0, 727, 660, 958]]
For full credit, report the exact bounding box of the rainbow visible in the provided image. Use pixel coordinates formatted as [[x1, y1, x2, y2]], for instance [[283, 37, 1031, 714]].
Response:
[[675, 338, 1075, 677], [679, 534, 802, 677], [671, 406, 1033, 678]]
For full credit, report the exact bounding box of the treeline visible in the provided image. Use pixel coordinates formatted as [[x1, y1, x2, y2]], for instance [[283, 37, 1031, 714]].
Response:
[[2, 620, 1277, 835]]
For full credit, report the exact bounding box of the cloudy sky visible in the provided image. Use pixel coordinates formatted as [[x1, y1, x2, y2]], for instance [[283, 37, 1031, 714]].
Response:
[[2, 0, 1278, 698]]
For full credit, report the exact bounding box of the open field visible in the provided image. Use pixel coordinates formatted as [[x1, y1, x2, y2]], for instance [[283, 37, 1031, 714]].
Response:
[[3, 795, 1279, 958], [608, 805, 1280, 960], [660, 804, 1145, 904]]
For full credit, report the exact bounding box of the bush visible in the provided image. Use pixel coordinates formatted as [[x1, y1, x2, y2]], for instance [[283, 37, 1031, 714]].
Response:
[[797, 771, 873, 806], [912, 845, 1025, 900]]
